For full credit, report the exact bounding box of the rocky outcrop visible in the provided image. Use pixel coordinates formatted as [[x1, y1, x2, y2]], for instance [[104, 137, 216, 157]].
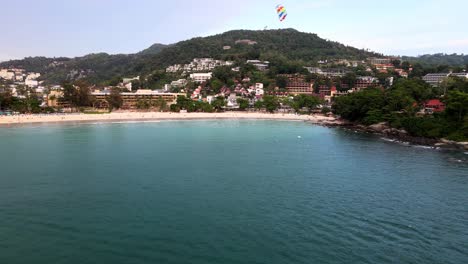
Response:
[[314, 115, 467, 151], [368, 122, 389, 133], [435, 140, 468, 151]]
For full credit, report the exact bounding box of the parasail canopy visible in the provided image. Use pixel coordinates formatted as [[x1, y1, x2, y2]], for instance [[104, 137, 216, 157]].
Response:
[[276, 5, 287, 22]]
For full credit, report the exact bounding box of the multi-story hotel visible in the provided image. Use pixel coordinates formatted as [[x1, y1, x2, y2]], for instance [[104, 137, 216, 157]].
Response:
[[280, 74, 314, 95], [91, 90, 185, 109]]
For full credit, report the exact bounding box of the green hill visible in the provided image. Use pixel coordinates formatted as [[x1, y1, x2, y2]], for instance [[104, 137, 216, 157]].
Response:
[[402, 53, 468, 67], [0, 29, 381, 85]]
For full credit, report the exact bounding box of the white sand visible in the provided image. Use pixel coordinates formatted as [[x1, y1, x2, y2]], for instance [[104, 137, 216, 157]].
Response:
[[0, 112, 341, 126]]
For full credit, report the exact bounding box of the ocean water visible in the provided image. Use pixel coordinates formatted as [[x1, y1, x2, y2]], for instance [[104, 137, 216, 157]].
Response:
[[0, 120, 467, 264]]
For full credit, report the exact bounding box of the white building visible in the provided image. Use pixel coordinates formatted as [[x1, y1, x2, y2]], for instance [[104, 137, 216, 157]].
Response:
[[451, 72, 468, 79], [190, 73, 212, 83], [227, 94, 238, 108], [305, 67, 349, 77], [422, 73, 450, 86], [25, 79, 39, 87], [171, 79, 187, 87], [166, 59, 233, 74], [207, 96, 216, 104], [26, 73, 41, 80], [0, 69, 15, 80], [15, 74, 25, 82]]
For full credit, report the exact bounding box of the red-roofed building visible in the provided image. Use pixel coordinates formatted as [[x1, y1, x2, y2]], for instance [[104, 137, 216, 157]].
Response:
[[425, 99, 445, 113]]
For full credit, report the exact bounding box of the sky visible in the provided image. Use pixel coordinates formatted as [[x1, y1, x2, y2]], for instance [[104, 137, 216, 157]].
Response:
[[1, 0, 467, 62]]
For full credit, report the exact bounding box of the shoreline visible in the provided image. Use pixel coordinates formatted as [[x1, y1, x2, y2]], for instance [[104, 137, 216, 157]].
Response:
[[2, 112, 466, 152], [0, 112, 341, 126]]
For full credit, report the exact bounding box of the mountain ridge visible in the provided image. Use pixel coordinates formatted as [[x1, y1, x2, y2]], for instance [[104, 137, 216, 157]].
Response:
[[0, 29, 383, 84]]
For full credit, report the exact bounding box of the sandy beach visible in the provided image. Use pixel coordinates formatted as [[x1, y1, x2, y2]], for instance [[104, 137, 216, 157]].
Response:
[[0, 112, 341, 126]]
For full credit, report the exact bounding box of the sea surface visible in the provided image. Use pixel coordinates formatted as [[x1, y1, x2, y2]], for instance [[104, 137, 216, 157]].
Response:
[[0, 120, 467, 264]]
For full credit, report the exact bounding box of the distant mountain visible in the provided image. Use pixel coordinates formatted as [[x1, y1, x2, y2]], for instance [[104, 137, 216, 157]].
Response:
[[133, 29, 382, 73], [0, 29, 382, 85], [402, 53, 468, 67], [137, 43, 169, 56]]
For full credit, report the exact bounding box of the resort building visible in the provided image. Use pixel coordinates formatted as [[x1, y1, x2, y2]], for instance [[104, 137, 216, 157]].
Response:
[[368, 57, 392, 65], [91, 90, 184, 109], [190, 73, 212, 83], [374, 64, 395, 73], [47, 90, 70, 108], [246, 60, 270, 71], [304, 67, 349, 77], [423, 72, 467, 87], [355, 76, 377, 90], [422, 73, 450, 86], [171, 79, 188, 88], [281, 74, 314, 95], [166, 59, 233, 73], [451, 72, 468, 79]]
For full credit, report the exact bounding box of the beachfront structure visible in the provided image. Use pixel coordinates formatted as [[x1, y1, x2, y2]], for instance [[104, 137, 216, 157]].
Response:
[[226, 94, 239, 109], [91, 90, 185, 109], [190, 73, 212, 83], [47, 90, 71, 108]]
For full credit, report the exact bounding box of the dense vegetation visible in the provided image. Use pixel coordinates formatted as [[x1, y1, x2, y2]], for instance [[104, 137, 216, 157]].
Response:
[[333, 77, 468, 141], [0, 29, 380, 85], [0, 86, 52, 113], [402, 53, 468, 67]]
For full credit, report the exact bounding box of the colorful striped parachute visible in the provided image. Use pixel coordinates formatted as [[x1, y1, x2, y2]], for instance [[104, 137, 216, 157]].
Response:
[[276, 5, 287, 22]]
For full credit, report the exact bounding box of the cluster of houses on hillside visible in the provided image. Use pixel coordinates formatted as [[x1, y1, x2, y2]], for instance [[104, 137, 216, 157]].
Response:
[[0, 68, 42, 89], [0, 68, 50, 104], [166, 58, 233, 74], [1, 54, 466, 114], [307, 57, 409, 77]]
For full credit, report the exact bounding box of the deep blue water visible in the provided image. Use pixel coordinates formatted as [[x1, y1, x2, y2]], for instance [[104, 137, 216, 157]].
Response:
[[0, 120, 467, 264]]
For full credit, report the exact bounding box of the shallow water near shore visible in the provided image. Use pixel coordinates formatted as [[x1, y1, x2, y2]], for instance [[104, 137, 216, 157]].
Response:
[[0, 120, 467, 264]]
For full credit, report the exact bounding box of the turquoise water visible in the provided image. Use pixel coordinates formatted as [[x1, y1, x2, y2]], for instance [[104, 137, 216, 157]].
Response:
[[0, 120, 467, 264]]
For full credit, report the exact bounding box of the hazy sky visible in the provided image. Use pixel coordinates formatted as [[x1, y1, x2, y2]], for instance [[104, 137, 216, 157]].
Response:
[[1, 0, 467, 61]]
